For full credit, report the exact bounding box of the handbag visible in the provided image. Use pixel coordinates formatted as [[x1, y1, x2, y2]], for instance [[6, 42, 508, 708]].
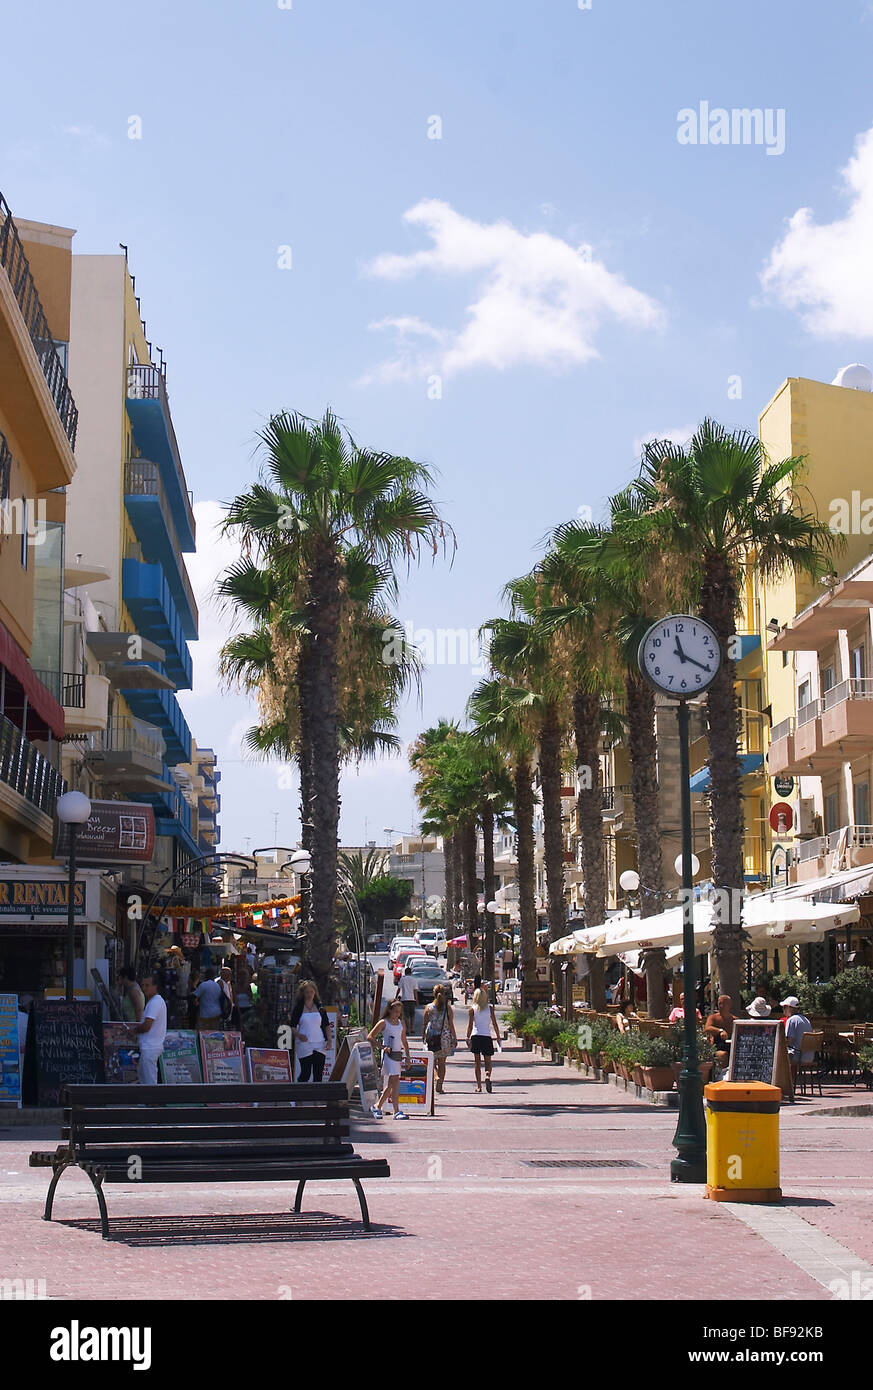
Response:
[[426, 1005, 448, 1052]]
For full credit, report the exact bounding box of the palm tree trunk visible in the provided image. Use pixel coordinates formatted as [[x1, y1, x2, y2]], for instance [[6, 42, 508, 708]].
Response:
[[443, 835, 456, 937], [573, 689, 607, 1010], [296, 636, 315, 935], [701, 557, 746, 1011], [451, 832, 463, 939], [461, 816, 478, 957], [481, 804, 496, 989], [626, 672, 667, 1017], [514, 757, 537, 982], [304, 542, 342, 1000], [539, 702, 567, 945]]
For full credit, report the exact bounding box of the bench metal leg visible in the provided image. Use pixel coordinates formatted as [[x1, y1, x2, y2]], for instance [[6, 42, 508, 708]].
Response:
[[87, 1170, 110, 1239], [293, 1180, 306, 1214], [352, 1177, 371, 1231], [44, 1161, 72, 1223]]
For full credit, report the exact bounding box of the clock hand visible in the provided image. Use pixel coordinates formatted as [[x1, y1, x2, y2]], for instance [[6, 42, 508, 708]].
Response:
[[683, 655, 712, 672], [673, 641, 687, 664]]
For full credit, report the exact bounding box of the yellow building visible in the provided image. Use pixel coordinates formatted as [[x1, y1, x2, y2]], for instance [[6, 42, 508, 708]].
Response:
[[0, 196, 78, 862]]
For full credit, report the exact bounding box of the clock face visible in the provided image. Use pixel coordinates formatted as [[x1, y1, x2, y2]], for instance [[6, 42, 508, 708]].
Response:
[[638, 616, 721, 696]]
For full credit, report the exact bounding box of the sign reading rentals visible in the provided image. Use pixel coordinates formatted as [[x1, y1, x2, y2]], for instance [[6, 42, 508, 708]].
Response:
[[0, 879, 85, 917], [54, 800, 155, 865]]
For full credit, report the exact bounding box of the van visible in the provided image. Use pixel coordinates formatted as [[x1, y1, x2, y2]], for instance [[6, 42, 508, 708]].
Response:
[[416, 928, 447, 957]]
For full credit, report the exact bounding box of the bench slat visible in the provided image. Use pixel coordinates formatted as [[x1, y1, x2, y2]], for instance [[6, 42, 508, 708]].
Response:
[[66, 1105, 347, 1127], [63, 1083, 347, 1106], [63, 1123, 351, 1144], [99, 1159, 391, 1183], [67, 1140, 354, 1160]]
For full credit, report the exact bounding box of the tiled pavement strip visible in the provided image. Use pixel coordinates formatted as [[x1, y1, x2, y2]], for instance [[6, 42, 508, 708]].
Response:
[[1, 1033, 871, 1301]]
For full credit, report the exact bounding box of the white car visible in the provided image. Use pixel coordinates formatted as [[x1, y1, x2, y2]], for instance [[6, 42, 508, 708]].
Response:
[[416, 928, 447, 957], [388, 936, 417, 965]]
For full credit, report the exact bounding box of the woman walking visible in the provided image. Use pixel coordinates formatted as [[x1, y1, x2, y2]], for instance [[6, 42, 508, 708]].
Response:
[[466, 986, 500, 1093], [289, 979, 333, 1082], [367, 998, 411, 1119], [422, 984, 457, 1093]]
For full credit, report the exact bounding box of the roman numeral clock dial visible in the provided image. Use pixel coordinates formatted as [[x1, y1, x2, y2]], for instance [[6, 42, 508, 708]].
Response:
[[637, 616, 722, 697]]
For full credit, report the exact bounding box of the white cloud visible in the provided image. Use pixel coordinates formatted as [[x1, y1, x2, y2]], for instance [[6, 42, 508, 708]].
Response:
[[632, 424, 696, 459], [61, 124, 110, 148], [361, 199, 664, 382], [761, 126, 873, 337]]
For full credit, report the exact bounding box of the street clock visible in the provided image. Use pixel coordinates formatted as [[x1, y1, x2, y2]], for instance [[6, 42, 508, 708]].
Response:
[[638, 615, 721, 697]]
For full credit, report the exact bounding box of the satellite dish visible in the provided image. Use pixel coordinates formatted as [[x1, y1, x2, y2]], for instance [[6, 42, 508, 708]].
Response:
[[831, 363, 873, 391]]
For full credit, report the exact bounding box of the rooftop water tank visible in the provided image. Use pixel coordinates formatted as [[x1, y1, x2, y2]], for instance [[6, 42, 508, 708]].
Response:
[[831, 363, 873, 390]]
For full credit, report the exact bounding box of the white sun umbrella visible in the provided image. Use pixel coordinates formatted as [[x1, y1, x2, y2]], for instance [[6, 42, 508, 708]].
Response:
[[549, 934, 580, 957], [594, 901, 715, 958], [618, 941, 693, 972], [742, 894, 859, 943]]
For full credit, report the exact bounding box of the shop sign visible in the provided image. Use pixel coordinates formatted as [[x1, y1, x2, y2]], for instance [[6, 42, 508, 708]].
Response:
[[0, 878, 84, 917], [54, 800, 155, 865], [773, 776, 794, 797]]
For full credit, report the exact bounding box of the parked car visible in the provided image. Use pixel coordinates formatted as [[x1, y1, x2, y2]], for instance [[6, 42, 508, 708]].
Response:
[[416, 928, 447, 957], [388, 936, 417, 965], [393, 947, 427, 983], [368, 938, 389, 954], [408, 959, 452, 1004]]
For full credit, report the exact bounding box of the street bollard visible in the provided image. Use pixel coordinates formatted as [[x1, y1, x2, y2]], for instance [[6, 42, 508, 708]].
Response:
[[703, 1081, 782, 1203]]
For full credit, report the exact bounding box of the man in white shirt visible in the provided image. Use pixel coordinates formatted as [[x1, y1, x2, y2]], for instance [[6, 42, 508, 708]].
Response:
[[128, 973, 167, 1084], [398, 966, 418, 1034]]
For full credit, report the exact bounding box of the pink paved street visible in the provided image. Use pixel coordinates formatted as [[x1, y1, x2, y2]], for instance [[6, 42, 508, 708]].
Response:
[[2, 1034, 872, 1302]]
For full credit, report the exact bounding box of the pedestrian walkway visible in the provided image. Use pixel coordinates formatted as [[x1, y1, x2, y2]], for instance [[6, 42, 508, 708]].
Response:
[[1, 1036, 870, 1300]]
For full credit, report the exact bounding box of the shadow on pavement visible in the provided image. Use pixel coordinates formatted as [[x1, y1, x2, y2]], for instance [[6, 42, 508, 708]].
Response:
[[61, 1211, 408, 1246]]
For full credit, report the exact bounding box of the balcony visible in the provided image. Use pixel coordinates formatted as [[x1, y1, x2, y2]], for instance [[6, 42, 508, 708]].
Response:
[[121, 685, 192, 765], [0, 193, 78, 458], [126, 365, 195, 551], [792, 700, 843, 772], [794, 824, 873, 882], [121, 558, 193, 690], [0, 711, 65, 821], [767, 717, 802, 775], [821, 677, 873, 750], [84, 716, 165, 785], [124, 458, 198, 638], [44, 671, 111, 735], [601, 786, 624, 820]]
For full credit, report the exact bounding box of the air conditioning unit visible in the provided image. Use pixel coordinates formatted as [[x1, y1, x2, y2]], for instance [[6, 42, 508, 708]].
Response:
[[797, 798, 818, 837]]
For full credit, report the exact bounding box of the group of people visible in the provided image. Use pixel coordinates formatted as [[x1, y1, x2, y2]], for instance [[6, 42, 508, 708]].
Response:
[[365, 980, 501, 1119]]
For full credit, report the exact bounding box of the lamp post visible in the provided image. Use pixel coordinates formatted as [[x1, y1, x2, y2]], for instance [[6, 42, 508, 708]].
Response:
[[619, 869, 640, 916], [56, 791, 92, 1003], [638, 614, 721, 1185]]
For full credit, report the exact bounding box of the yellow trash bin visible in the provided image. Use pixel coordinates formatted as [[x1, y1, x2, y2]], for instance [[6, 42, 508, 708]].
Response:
[[704, 1081, 782, 1203]]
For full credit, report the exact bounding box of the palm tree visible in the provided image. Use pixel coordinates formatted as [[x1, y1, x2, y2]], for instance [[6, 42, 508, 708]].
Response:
[[409, 720, 462, 938], [221, 409, 450, 997], [628, 420, 840, 1007], [467, 677, 539, 983]]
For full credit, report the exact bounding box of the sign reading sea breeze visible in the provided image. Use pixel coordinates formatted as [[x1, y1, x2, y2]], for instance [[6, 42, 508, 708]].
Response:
[[345, 1040, 380, 1115], [397, 1048, 434, 1116], [159, 1031, 203, 1085], [0, 994, 21, 1106], [247, 1048, 293, 1083], [31, 1000, 105, 1105], [199, 1031, 245, 1084], [54, 800, 156, 865], [0, 878, 84, 917], [728, 1020, 793, 1099], [102, 1024, 139, 1085]]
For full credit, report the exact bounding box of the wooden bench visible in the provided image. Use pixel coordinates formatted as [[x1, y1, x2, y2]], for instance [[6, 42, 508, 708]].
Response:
[[29, 1082, 389, 1239]]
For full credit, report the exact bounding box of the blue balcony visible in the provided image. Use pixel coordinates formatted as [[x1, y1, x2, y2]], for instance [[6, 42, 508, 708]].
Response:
[[124, 459, 197, 639], [137, 771, 199, 858], [126, 365, 195, 551], [122, 559, 192, 690], [120, 684, 192, 765]]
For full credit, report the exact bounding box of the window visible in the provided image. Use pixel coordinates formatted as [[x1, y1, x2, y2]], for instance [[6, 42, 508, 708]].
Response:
[[850, 645, 866, 681], [798, 679, 811, 708], [854, 780, 870, 828], [824, 791, 841, 835], [821, 664, 835, 695]]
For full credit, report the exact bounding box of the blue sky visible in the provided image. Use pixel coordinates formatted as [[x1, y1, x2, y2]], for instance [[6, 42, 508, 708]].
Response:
[[7, 0, 873, 850]]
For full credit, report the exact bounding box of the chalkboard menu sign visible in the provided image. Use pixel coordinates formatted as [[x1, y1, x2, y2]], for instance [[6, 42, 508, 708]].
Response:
[[728, 1020, 793, 1098], [32, 1000, 105, 1105]]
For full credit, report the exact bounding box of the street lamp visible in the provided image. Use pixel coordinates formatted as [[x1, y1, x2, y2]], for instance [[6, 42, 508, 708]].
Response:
[[619, 869, 640, 915], [674, 853, 700, 878], [56, 790, 91, 1003]]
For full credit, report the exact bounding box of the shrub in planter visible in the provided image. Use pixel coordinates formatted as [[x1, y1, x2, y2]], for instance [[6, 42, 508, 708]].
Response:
[[831, 967, 873, 1021], [639, 1033, 676, 1091], [858, 1042, 873, 1090]]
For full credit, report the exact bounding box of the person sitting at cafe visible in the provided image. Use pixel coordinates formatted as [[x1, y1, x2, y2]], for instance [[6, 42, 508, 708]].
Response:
[[668, 992, 702, 1023], [705, 994, 737, 1061], [746, 996, 771, 1019], [781, 995, 813, 1083]]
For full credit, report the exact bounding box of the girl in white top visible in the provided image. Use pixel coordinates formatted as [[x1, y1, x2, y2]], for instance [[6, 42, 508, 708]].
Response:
[[466, 987, 500, 1093], [367, 999, 411, 1119]]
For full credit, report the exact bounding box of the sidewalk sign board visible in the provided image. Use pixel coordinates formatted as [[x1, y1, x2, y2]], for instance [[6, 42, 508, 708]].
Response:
[[247, 1048, 293, 1083], [0, 994, 21, 1107], [31, 999, 104, 1105], [199, 1031, 245, 1084], [398, 1047, 434, 1115], [102, 1023, 139, 1084], [159, 1031, 203, 1085], [343, 1040, 380, 1114], [728, 1020, 793, 1099]]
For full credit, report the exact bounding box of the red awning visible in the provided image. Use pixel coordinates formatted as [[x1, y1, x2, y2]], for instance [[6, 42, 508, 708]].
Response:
[[0, 619, 64, 739]]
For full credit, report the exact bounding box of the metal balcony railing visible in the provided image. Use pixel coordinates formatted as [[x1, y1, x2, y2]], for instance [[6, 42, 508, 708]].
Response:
[[0, 192, 78, 446], [0, 712, 65, 816], [87, 716, 165, 764], [822, 677, 873, 713], [797, 698, 821, 728], [124, 457, 198, 621], [126, 364, 195, 537], [770, 716, 794, 744], [796, 824, 873, 862]]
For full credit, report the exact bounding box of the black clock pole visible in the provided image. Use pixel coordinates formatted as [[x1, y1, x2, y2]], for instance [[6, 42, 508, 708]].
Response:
[[671, 695, 707, 1182]]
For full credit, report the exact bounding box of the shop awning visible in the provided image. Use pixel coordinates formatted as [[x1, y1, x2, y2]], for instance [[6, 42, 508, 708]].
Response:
[[689, 754, 764, 795], [0, 617, 64, 739]]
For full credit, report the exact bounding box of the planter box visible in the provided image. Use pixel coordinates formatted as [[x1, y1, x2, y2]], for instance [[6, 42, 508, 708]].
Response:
[[632, 1065, 645, 1088], [521, 1038, 532, 1051], [598, 1053, 613, 1075], [671, 1061, 713, 1085], [641, 1066, 675, 1092]]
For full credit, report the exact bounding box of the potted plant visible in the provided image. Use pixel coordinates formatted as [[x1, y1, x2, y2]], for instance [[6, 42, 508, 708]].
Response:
[[859, 1042, 873, 1091], [640, 1034, 677, 1092], [668, 1026, 717, 1085]]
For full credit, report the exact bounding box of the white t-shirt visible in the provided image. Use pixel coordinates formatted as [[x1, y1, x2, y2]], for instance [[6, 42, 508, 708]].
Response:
[[295, 1007, 326, 1058], [140, 995, 167, 1054], [398, 975, 418, 1001]]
